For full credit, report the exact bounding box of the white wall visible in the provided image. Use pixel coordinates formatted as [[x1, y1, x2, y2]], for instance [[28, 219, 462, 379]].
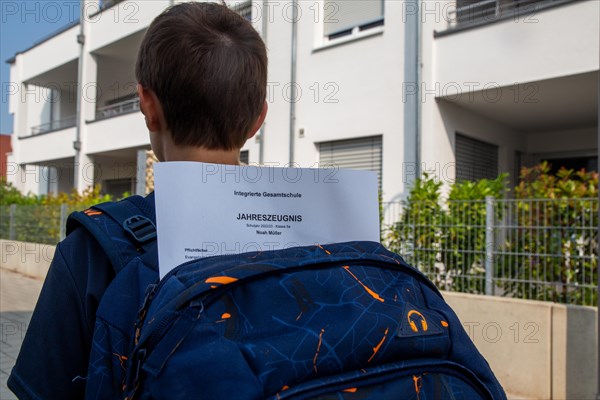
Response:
[[58, 87, 78, 119], [435, 0, 600, 94], [95, 55, 137, 107], [17, 127, 76, 165], [261, 0, 411, 202], [5, 161, 47, 196], [20, 25, 79, 82], [526, 127, 597, 155], [421, 100, 525, 189], [258, 0, 293, 167], [8, 59, 26, 193], [24, 85, 52, 134], [86, 112, 148, 154], [422, 0, 599, 192], [86, 0, 169, 53]]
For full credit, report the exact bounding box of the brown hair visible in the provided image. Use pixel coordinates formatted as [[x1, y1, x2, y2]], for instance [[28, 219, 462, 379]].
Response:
[[135, 2, 267, 150]]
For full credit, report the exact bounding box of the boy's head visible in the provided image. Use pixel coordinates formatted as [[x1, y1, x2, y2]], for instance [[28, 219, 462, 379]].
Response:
[[135, 2, 267, 160]]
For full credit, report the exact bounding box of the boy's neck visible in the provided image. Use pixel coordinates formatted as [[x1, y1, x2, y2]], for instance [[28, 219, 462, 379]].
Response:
[[163, 145, 241, 165]]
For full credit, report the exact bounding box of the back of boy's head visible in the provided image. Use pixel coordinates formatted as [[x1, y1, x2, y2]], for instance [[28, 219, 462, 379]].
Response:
[[135, 2, 267, 150]]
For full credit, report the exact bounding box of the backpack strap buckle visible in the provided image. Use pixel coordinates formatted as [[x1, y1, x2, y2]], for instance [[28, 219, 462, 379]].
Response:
[[124, 215, 157, 244]]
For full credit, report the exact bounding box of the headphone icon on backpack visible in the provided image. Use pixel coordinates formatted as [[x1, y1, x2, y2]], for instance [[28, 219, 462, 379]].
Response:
[[407, 310, 428, 333]]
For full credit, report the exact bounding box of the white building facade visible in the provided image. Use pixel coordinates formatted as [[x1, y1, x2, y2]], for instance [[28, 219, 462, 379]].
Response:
[[6, 0, 599, 204]]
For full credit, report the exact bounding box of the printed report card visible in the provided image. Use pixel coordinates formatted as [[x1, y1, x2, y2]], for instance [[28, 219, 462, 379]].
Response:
[[154, 162, 380, 278]]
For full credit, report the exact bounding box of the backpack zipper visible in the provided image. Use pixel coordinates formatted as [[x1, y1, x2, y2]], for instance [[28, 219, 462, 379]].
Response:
[[182, 258, 440, 312], [140, 256, 442, 350]]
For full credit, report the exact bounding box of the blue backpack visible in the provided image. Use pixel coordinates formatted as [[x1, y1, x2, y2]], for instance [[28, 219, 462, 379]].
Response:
[[67, 194, 506, 400]]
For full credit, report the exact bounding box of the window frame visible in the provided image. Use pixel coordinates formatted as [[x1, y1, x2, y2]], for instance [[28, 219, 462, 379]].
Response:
[[313, 0, 385, 50], [317, 135, 383, 189]]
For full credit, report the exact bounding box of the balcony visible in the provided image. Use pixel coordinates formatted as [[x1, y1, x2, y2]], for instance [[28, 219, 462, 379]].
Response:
[[87, 91, 141, 154], [87, 103, 147, 154], [94, 97, 140, 121], [17, 125, 76, 165], [30, 115, 76, 136], [434, 0, 599, 91], [87, 0, 170, 52], [445, 0, 576, 31]]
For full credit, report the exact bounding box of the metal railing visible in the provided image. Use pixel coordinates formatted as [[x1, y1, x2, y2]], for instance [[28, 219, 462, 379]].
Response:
[[447, 0, 573, 28], [30, 115, 76, 136], [3, 198, 597, 305], [0, 204, 73, 245], [95, 97, 140, 121], [383, 197, 598, 306]]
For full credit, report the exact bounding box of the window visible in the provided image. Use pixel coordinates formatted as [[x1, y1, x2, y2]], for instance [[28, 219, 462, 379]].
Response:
[[323, 0, 384, 41], [318, 135, 382, 188], [240, 150, 249, 165], [455, 133, 498, 181]]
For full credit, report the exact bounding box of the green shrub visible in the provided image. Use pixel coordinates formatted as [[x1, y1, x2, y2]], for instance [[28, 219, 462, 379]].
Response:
[[0, 179, 39, 205], [386, 163, 597, 305], [0, 180, 114, 245], [386, 173, 445, 285], [442, 174, 508, 294], [499, 163, 598, 305]]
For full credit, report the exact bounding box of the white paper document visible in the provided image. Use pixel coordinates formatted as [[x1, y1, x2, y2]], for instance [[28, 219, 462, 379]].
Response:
[[154, 162, 380, 278]]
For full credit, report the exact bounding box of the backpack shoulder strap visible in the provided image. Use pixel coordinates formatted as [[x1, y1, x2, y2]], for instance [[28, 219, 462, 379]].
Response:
[[66, 193, 157, 274]]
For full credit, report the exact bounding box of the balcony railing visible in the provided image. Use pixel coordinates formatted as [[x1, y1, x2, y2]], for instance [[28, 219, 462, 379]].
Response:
[[95, 97, 140, 121], [447, 0, 574, 29], [30, 115, 76, 136]]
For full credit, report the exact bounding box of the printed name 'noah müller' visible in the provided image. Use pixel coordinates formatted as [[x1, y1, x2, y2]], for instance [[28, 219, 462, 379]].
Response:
[[236, 213, 303, 222]]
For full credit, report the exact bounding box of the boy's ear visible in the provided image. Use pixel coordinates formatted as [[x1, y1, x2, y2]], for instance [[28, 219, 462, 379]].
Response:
[[137, 84, 163, 132], [247, 101, 268, 140]]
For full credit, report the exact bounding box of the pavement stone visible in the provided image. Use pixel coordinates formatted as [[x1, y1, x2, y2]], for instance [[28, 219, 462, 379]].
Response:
[[0, 270, 43, 400]]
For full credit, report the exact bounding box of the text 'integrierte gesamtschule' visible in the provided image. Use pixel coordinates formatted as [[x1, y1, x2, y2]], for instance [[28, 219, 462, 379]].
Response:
[[234, 190, 302, 198]]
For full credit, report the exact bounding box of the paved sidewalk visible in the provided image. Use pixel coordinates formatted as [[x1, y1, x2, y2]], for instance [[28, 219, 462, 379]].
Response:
[[0, 270, 43, 400]]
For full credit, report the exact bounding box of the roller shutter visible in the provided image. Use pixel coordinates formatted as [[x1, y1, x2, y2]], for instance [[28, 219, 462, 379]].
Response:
[[318, 135, 382, 188], [455, 133, 498, 181]]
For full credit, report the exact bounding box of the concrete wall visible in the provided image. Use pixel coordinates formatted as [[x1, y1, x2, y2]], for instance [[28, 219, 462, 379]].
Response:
[[0, 240, 54, 280], [444, 291, 598, 400]]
